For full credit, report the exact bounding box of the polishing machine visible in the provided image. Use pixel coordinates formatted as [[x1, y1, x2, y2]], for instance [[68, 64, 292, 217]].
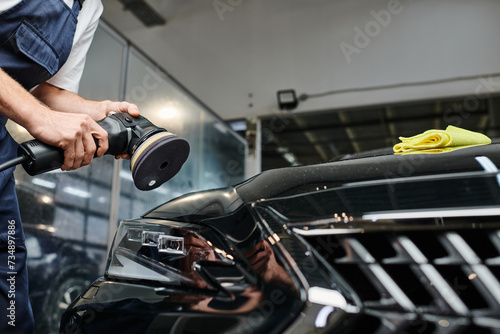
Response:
[[0, 113, 190, 191]]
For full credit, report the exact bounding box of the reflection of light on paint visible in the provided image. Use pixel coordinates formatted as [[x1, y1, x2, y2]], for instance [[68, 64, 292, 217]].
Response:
[[315, 306, 334, 328], [475, 156, 498, 173], [283, 152, 296, 165], [475, 156, 500, 186], [363, 208, 500, 221], [293, 228, 364, 236], [158, 107, 177, 119], [308, 287, 347, 310], [468, 273, 477, 280]]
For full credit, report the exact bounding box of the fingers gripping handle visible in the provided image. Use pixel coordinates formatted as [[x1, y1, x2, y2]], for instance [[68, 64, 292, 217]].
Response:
[[17, 114, 129, 176], [18, 136, 104, 176]]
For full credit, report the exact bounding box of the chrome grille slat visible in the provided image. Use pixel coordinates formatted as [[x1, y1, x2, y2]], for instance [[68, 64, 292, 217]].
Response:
[[442, 232, 482, 264], [442, 232, 500, 308], [394, 236, 469, 316], [473, 317, 500, 332], [485, 257, 500, 265], [303, 228, 500, 332], [384, 236, 425, 265], [465, 264, 500, 309], [486, 231, 500, 265], [365, 310, 471, 334], [416, 264, 468, 315], [343, 237, 416, 312]]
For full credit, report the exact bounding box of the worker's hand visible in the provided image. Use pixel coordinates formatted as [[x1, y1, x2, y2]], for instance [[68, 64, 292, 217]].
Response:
[[29, 83, 141, 166], [31, 111, 109, 171], [103, 101, 141, 160], [104, 101, 140, 118]]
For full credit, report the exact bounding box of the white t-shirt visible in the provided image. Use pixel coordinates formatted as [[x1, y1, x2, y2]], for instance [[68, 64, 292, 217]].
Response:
[[0, 0, 103, 93]]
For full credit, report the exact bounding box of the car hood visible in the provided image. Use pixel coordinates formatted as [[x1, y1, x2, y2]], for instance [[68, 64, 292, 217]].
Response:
[[145, 143, 500, 224]]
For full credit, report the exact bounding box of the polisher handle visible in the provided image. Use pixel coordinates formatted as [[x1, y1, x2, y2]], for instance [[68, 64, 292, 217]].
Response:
[[17, 114, 131, 175], [18, 138, 107, 176], [18, 139, 64, 176]]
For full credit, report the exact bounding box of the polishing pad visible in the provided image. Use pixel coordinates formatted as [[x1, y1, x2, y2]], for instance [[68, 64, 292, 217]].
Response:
[[130, 132, 190, 191]]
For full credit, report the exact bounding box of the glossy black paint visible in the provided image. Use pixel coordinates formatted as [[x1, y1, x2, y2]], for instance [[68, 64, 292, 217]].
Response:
[[147, 144, 500, 222], [61, 205, 303, 334], [61, 143, 500, 333]]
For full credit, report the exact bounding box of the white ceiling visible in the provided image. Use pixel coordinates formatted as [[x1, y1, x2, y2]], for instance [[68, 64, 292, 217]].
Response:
[[101, 0, 500, 121]]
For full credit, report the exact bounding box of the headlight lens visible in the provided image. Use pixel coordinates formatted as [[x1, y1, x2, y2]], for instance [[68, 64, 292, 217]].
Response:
[[106, 219, 233, 288]]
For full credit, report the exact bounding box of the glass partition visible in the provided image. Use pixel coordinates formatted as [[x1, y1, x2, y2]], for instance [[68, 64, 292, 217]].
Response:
[[117, 49, 246, 221], [114, 48, 246, 219], [200, 113, 247, 189], [118, 49, 203, 221]]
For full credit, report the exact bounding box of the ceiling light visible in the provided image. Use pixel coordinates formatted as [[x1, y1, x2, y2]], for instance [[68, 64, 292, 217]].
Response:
[[277, 89, 298, 110], [118, 0, 166, 27], [228, 120, 247, 132]]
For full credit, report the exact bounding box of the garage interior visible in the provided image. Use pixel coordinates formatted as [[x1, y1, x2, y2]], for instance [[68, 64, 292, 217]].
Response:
[[101, 0, 500, 172], [4, 0, 500, 333]]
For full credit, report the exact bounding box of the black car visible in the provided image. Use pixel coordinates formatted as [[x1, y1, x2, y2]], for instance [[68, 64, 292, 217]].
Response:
[[60, 143, 500, 334]]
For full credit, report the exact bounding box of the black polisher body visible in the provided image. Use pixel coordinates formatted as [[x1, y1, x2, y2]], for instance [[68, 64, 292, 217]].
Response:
[[17, 113, 190, 191]]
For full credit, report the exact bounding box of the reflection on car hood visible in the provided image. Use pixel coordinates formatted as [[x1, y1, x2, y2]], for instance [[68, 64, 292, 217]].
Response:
[[145, 143, 500, 224]]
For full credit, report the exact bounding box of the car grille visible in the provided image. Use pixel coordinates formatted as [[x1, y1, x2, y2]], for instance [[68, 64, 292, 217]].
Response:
[[303, 227, 500, 333]]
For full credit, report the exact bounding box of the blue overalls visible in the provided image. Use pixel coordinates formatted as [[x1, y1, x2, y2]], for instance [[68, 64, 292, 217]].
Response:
[[0, 0, 82, 332]]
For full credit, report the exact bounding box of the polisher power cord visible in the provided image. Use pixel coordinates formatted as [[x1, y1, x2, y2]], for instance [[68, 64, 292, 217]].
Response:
[[0, 113, 190, 191], [0, 156, 27, 172]]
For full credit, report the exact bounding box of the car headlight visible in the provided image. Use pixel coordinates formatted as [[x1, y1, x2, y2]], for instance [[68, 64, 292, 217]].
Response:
[[128, 228, 185, 255], [106, 219, 235, 288]]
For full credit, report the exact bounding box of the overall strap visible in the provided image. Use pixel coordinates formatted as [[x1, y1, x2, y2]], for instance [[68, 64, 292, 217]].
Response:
[[0, 0, 81, 90]]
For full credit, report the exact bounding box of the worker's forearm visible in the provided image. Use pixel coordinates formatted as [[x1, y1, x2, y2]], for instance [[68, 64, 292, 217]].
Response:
[[31, 82, 111, 121], [0, 69, 110, 170], [32, 82, 139, 121], [0, 70, 138, 171], [0, 68, 50, 134]]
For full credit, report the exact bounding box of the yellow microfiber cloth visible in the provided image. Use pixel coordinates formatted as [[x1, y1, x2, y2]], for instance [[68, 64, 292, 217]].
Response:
[[393, 125, 491, 154]]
